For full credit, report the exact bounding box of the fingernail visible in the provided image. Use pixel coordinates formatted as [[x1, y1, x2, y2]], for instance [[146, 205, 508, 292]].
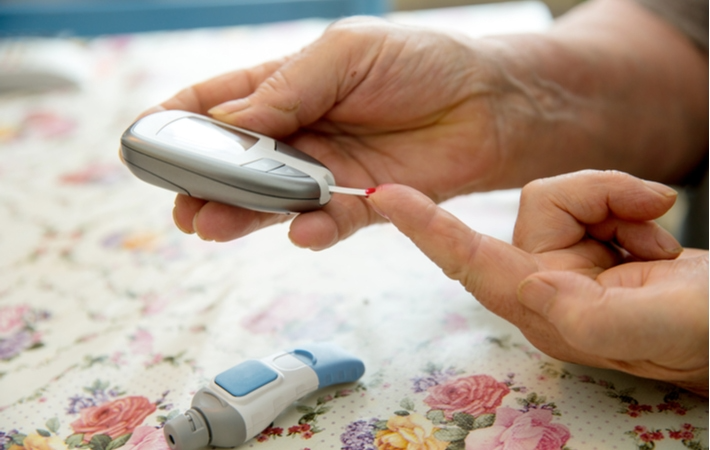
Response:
[[643, 180, 677, 198], [288, 235, 308, 249], [192, 212, 212, 241], [366, 197, 389, 221], [172, 207, 194, 235], [655, 227, 682, 254], [208, 98, 251, 116], [517, 277, 557, 317]]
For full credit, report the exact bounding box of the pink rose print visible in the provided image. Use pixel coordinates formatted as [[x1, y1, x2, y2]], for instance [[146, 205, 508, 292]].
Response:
[[668, 423, 696, 440], [60, 162, 126, 185], [657, 400, 689, 415], [0, 305, 49, 361], [70, 396, 157, 441], [629, 425, 664, 444], [424, 374, 510, 419], [256, 426, 284, 442], [288, 424, 314, 439], [23, 111, 77, 139], [464, 407, 570, 450], [122, 425, 171, 450], [0, 305, 30, 334], [624, 403, 653, 417], [129, 329, 154, 355]]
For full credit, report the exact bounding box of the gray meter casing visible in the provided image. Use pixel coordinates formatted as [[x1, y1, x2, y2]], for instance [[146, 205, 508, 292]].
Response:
[[120, 110, 335, 213]]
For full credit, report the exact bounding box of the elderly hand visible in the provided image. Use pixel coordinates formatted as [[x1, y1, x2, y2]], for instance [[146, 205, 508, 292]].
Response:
[[149, 17, 506, 250], [145, 0, 706, 250], [366, 170, 709, 396]]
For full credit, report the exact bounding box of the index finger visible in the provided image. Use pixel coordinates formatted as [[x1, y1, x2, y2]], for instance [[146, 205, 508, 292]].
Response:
[[367, 184, 538, 319], [142, 58, 286, 118]]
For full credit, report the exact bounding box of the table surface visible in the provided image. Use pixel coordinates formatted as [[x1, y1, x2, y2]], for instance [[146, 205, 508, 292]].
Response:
[[0, 3, 707, 450]]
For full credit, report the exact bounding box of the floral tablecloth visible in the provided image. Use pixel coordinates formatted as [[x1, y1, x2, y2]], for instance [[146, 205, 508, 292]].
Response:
[[0, 3, 707, 450]]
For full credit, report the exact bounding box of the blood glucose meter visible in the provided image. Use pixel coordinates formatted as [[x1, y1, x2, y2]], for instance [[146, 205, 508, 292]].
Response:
[[163, 343, 365, 450], [120, 110, 337, 213]]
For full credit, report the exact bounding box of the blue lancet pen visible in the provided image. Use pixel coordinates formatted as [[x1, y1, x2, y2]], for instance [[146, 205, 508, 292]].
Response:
[[164, 343, 365, 450]]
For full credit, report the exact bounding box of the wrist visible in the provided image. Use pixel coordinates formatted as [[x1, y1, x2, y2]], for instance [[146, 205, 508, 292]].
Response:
[[469, 0, 708, 188]]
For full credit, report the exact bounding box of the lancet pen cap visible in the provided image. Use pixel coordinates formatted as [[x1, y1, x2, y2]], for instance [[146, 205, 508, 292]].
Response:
[[164, 408, 209, 450]]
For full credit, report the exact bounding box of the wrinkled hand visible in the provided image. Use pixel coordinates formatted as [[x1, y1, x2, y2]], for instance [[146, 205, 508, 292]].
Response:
[[367, 170, 709, 396], [147, 17, 506, 250]]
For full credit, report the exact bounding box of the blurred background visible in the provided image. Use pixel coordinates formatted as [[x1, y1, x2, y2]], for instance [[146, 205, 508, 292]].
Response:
[[0, 0, 582, 38], [395, 0, 581, 16], [0, 0, 688, 237]]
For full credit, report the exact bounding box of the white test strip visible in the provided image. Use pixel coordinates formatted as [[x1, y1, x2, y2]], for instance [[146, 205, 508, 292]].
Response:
[[328, 186, 370, 197]]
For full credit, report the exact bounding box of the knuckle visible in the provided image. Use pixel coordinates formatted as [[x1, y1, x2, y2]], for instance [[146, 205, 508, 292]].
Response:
[[599, 169, 634, 184], [520, 178, 547, 202], [324, 16, 390, 43], [327, 15, 385, 31]]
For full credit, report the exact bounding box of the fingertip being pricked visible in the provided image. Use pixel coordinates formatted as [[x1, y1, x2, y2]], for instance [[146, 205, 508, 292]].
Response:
[[365, 183, 445, 236], [364, 185, 390, 220], [365, 183, 412, 217]]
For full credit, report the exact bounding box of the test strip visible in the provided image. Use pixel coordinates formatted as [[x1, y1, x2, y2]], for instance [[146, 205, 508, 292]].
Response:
[[328, 186, 370, 197]]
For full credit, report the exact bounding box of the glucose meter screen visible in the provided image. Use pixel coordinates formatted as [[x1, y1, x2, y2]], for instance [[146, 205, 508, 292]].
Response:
[[158, 118, 259, 155]]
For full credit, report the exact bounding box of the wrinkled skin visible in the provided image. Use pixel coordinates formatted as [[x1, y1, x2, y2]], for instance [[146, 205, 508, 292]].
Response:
[[368, 170, 708, 396], [146, 0, 707, 250], [133, 0, 709, 394], [153, 17, 506, 249]]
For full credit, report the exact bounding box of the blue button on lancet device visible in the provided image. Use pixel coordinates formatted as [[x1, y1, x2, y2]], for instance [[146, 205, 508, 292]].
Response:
[[215, 360, 278, 397], [164, 343, 365, 450]]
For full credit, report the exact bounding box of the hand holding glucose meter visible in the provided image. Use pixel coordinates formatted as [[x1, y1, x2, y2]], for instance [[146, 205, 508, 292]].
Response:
[[120, 110, 367, 214], [163, 343, 365, 450]]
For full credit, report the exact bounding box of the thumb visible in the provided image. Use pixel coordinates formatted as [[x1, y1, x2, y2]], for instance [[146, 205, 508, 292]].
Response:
[[207, 20, 382, 138], [516, 270, 696, 364], [367, 184, 536, 315]]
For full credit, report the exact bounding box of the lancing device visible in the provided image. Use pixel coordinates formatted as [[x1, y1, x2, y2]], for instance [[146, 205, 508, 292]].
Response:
[[120, 110, 368, 214], [164, 343, 365, 450]]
